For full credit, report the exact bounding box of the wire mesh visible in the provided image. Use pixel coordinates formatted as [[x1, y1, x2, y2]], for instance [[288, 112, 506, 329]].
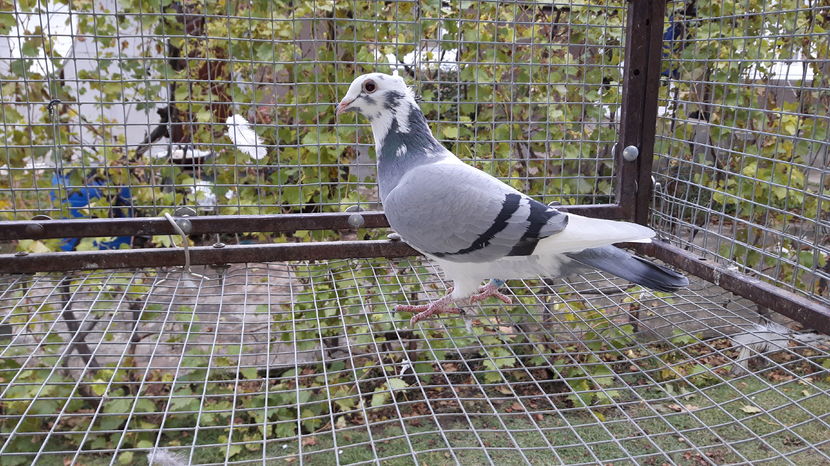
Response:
[[2, 0, 830, 464], [1, 260, 829, 464], [1, 0, 625, 222], [651, 0, 830, 306]]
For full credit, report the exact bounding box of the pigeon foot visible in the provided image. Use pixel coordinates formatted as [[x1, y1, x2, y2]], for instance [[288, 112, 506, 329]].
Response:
[[469, 281, 512, 305], [396, 294, 463, 326]]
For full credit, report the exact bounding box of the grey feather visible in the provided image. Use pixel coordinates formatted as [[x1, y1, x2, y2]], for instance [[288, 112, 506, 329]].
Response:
[[383, 162, 567, 262], [377, 100, 445, 200], [566, 245, 690, 292]]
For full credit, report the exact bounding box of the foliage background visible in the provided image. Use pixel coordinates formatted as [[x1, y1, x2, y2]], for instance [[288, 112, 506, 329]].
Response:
[[652, 0, 829, 304], [0, 0, 624, 222]]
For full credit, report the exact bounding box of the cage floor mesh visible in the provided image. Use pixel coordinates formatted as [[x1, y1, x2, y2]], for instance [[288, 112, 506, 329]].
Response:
[[1, 258, 829, 465]]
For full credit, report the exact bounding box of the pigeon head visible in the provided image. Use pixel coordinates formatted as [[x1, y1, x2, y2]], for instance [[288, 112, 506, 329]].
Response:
[[336, 72, 414, 117], [337, 72, 430, 150], [338, 72, 447, 201]]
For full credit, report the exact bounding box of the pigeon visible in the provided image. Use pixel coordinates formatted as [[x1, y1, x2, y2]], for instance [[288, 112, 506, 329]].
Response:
[[337, 72, 689, 325]]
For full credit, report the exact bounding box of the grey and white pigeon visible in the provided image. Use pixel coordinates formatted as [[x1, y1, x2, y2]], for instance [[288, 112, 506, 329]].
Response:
[[337, 72, 689, 325]]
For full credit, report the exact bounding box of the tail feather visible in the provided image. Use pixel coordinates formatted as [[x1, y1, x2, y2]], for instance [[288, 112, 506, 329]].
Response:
[[566, 245, 689, 292], [535, 214, 656, 255]]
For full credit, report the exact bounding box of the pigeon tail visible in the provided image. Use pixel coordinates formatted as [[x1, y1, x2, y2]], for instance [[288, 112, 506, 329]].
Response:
[[566, 245, 689, 292], [532, 213, 655, 256]]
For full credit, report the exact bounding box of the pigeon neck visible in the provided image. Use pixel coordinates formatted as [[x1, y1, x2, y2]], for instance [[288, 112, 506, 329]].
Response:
[[373, 102, 438, 154], [374, 103, 447, 201]]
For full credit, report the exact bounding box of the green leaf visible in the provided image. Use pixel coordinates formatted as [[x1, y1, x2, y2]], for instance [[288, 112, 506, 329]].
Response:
[[413, 362, 433, 381], [371, 388, 390, 408], [387, 377, 408, 391], [21, 40, 40, 58], [226, 444, 243, 459], [137, 440, 154, 449], [135, 398, 157, 413], [196, 109, 212, 122], [256, 43, 275, 61], [442, 126, 459, 138], [104, 398, 132, 414], [0, 13, 16, 35]]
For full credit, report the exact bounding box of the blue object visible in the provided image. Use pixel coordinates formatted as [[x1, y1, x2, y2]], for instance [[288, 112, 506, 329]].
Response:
[[661, 15, 687, 79], [50, 173, 134, 251]]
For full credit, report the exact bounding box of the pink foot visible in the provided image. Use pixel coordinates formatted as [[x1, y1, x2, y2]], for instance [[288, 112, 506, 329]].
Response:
[[395, 294, 463, 326], [469, 282, 512, 305]]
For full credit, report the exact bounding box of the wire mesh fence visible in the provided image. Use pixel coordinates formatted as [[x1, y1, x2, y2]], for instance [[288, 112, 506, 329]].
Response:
[[1, 0, 626, 223], [1, 260, 829, 464], [1, 0, 829, 464], [651, 0, 830, 306]]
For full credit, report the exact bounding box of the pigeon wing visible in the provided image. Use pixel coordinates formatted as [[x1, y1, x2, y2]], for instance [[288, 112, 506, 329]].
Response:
[[382, 160, 567, 263]]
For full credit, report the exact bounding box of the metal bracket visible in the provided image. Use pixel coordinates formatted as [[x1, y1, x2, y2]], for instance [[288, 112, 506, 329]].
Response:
[[162, 212, 209, 280], [173, 207, 197, 217]]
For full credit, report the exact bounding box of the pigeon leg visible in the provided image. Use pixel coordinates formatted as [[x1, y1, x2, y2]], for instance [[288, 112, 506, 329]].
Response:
[[469, 279, 512, 305], [396, 293, 464, 326]]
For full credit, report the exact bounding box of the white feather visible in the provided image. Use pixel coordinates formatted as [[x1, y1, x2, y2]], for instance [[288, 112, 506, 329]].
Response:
[[370, 110, 395, 151], [225, 115, 267, 160], [731, 322, 828, 375], [434, 253, 569, 297], [395, 144, 407, 158], [147, 447, 189, 466], [394, 101, 412, 133], [533, 214, 655, 255]]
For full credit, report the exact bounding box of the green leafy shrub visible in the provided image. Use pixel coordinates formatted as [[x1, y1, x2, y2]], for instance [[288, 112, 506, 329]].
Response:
[[653, 0, 829, 299]]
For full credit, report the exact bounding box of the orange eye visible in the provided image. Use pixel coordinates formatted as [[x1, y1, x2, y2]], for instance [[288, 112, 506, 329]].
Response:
[[363, 80, 377, 93]]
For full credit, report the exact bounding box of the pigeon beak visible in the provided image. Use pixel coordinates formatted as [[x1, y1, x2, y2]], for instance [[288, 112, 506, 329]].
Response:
[[336, 98, 355, 116]]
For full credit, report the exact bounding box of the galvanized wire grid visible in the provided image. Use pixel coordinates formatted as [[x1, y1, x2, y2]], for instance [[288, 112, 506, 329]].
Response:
[[651, 0, 830, 305], [1, 0, 624, 221], [1, 259, 828, 464]]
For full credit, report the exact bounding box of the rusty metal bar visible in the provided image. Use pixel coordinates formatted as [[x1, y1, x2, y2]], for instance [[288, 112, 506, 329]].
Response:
[[5, 230, 828, 336], [617, 0, 667, 223], [633, 241, 830, 335], [0, 240, 419, 274], [0, 204, 622, 241], [0, 212, 390, 241]]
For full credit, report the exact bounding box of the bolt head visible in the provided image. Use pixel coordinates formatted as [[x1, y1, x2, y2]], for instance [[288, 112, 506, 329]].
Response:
[[348, 213, 365, 229], [622, 145, 639, 162], [25, 224, 45, 236], [175, 218, 193, 235]]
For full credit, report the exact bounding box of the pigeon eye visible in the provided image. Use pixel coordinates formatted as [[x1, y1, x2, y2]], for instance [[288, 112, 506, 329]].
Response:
[[363, 80, 377, 93]]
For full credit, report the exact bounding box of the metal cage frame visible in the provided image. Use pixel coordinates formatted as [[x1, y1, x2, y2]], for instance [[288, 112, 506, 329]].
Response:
[[0, 1, 829, 465], [0, 0, 826, 333]]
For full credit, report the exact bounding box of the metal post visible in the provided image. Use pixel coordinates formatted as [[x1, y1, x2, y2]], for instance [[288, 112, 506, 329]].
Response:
[[617, 0, 667, 224]]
